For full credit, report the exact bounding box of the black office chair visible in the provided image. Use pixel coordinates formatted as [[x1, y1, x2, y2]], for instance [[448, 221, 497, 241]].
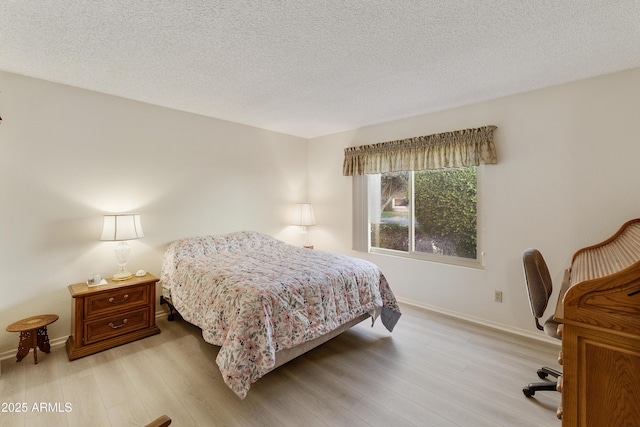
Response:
[[522, 248, 562, 398]]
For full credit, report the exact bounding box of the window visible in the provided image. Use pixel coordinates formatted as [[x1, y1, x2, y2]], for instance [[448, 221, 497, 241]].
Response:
[[369, 166, 480, 265], [344, 125, 496, 267]]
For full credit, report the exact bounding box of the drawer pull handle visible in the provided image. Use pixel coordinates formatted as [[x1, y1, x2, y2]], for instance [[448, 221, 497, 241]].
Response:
[[108, 319, 128, 329], [108, 294, 129, 304]]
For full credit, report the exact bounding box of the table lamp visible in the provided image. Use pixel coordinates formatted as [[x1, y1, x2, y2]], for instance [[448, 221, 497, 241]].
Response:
[[100, 213, 144, 280], [292, 203, 315, 248]]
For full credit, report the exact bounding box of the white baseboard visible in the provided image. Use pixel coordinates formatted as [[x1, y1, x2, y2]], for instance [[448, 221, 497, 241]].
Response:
[[0, 309, 173, 368], [397, 297, 561, 347], [1, 304, 556, 377]]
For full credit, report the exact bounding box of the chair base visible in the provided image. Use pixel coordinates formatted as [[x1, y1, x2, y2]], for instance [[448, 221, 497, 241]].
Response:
[[523, 366, 561, 398], [537, 366, 561, 379], [523, 380, 558, 397]]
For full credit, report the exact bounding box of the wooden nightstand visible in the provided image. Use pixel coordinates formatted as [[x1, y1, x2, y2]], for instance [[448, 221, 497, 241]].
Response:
[[66, 274, 160, 360]]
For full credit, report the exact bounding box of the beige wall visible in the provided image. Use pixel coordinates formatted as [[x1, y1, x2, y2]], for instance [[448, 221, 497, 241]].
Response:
[[0, 71, 308, 357], [308, 67, 640, 339], [2, 66, 639, 359]]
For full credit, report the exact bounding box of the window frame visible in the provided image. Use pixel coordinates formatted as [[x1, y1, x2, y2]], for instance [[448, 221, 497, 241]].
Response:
[[367, 166, 485, 269]]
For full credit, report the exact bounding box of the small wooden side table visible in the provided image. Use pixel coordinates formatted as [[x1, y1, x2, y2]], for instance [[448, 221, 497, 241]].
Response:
[[6, 314, 59, 364]]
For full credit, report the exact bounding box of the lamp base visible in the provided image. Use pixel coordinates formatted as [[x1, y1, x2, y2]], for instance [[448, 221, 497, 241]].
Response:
[[112, 270, 133, 281], [112, 241, 133, 281]]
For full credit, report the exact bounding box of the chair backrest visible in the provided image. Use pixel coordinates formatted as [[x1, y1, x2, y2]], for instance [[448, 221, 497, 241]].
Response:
[[522, 248, 553, 327]]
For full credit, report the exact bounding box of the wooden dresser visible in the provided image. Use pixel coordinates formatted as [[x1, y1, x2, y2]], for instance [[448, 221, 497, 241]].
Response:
[[554, 219, 640, 425], [66, 274, 160, 360]]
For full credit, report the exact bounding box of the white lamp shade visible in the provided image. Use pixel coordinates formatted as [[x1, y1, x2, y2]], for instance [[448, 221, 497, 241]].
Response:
[[100, 213, 144, 241], [292, 203, 316, 226]]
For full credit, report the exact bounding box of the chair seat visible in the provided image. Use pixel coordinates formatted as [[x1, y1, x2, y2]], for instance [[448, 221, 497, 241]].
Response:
[[543, 315, 561, 340]]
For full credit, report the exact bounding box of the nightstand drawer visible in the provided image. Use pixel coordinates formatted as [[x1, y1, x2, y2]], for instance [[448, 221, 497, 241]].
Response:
[[84, 308, 150, 344], [67, 274, 160, 360], [84, 285, 149, 318]]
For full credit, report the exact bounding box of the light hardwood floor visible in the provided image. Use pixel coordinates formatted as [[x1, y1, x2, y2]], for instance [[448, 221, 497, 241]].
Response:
[[0, 304, 561, 426]]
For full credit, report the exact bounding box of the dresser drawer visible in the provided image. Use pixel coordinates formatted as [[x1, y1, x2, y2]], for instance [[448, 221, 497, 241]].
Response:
[[84, 285, 149, 318], [84, 308, 150, 344]]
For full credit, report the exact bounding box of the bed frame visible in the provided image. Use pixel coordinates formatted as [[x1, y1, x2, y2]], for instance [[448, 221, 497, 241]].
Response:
[[159, 295, 370, 368], [159, 295, 179, 321]]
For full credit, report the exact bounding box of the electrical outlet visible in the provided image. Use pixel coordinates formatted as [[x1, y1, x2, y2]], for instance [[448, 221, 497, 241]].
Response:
[[494, 290, 503, 303]]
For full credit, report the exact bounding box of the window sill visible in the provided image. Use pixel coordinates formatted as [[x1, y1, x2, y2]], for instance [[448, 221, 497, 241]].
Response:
[[369, 247, 485, 270]]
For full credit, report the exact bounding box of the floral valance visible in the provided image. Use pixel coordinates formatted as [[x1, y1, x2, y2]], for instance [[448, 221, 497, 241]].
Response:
[[342, 125, 497, 176]]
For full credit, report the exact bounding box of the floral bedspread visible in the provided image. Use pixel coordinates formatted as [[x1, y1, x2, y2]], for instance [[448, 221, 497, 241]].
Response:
[[160, 231, 401, 398]]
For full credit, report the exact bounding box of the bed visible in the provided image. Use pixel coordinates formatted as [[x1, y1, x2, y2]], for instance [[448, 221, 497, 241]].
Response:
[[159, 231, 401, 398]]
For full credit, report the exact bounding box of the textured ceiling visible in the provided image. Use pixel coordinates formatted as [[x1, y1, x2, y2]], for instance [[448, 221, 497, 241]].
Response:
[[1, 1, 640, 138]]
